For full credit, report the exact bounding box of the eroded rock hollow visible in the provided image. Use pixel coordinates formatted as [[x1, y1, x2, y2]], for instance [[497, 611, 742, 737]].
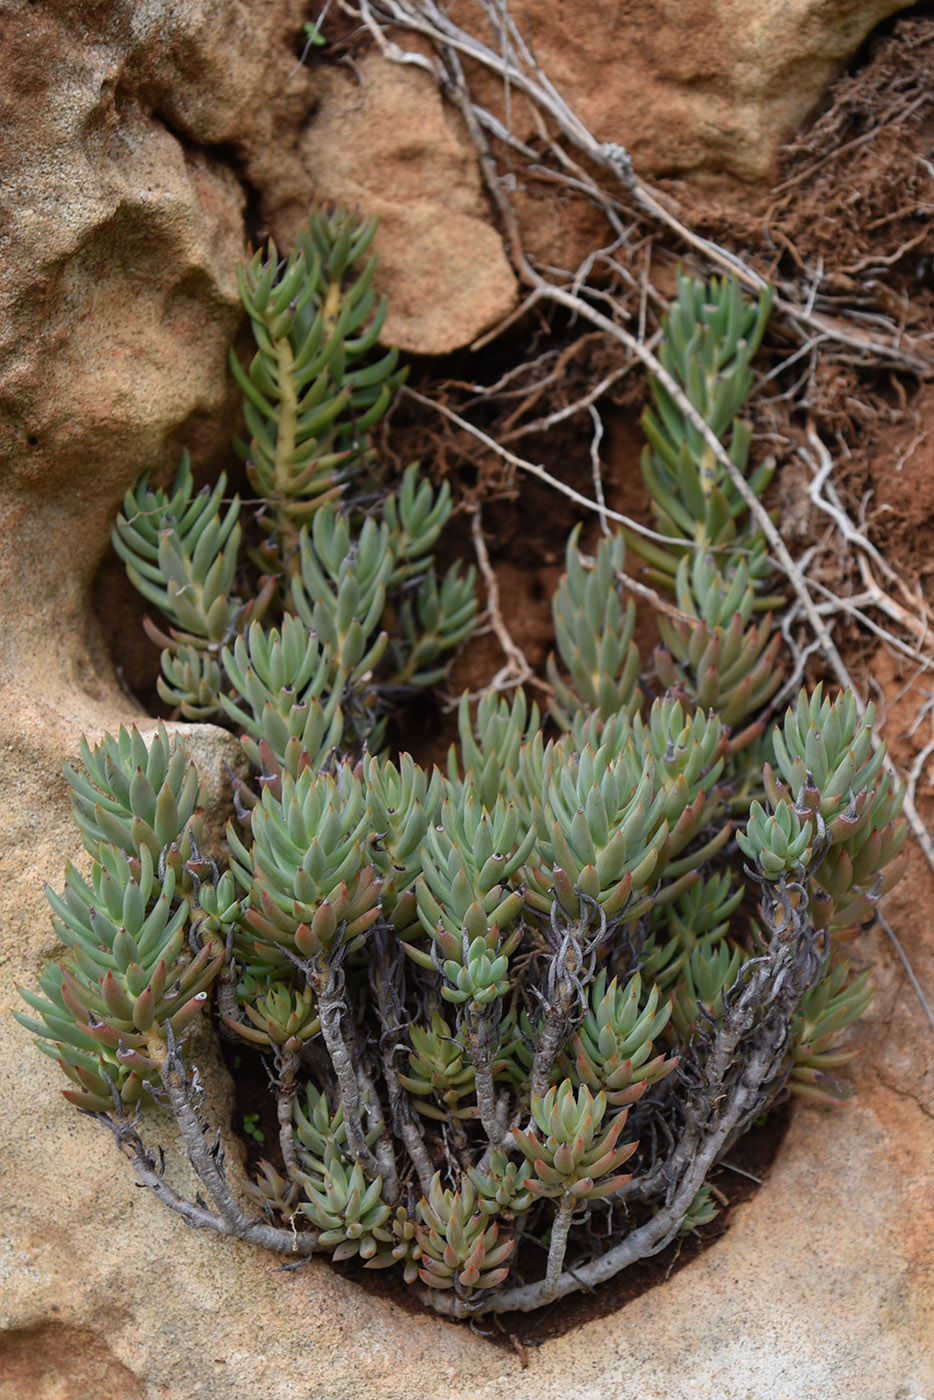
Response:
[[1, 2, 931, 1397]]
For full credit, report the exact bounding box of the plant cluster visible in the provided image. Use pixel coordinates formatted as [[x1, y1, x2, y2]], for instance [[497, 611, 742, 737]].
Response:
[[17, 211, 907, 1318]]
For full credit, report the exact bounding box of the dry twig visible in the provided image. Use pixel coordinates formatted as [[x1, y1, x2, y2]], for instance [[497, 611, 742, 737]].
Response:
[[468, 504, 536, 694]]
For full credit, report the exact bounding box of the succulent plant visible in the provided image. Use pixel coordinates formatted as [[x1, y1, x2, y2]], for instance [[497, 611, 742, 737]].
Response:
[[300, 1143, 394, 1262], [110, 207, 475, 738], [18, 241, 907, 1319], [788, 962, 874, 1104], [16, 728, 222, 1112], [558, 970, 677, 1106], [633, 271, 775, 574], [228, 763, 382, 967], [763, 686, 908, 931], [414, 1175, 516, 1294], [547, 528, 643, 729], [512, 1081, 639, 1201], [668, 939, 750, 1044], [63, 722, 203, 869], [398, 1012, 479, 1122], [219, 615, 344, 783], [677, 1183, 720, 1233], [226, 974, 321, 1053], [653, 551, 784, 727], [468, 1150, 535, 1217], [231, 206, 407, 559], [112, 458, 267, 719]]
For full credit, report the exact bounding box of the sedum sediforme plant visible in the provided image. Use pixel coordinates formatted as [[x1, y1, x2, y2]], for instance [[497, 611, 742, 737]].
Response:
[[18, 250, 908, 1319], [110, 205, 475, 744]]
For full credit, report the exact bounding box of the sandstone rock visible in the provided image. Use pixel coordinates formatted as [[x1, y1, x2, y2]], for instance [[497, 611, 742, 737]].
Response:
[[2, 2, 933, 1398], [0, 0, 316, 723], [446, 0, 918, 182], [301, 56, 518, 353]]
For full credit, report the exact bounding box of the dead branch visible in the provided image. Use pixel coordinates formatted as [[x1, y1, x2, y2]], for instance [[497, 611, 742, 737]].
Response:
[[469, 504, 536, 692]]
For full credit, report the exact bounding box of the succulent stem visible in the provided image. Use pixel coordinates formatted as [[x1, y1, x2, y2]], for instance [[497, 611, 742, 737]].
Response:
[[357, 1060, 400, 1203], [463, 1009, 507, 1147], [153, 1027, 317, 1253], [530, 893, 601, 1102], [276, 1049, 302, 1185], [371, 929, 436, 1195], [543, 1199, 576, 1300], [312, 958, 383, 1180]]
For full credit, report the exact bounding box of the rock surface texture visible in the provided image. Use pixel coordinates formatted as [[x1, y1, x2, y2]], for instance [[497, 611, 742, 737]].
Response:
[[1, 1, 932, 1398], [303, 56, 519, 353], [447, 0, 920, 181]]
